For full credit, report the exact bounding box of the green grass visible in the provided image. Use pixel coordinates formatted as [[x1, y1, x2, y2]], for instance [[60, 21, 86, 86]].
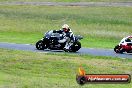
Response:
[[0, 48, 132, 88], [0, 5, 132, 48], [0, 0, 132, 2]]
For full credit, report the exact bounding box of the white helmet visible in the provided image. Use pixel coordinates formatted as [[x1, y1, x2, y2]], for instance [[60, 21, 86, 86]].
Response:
[[62, 24, 69, 29]]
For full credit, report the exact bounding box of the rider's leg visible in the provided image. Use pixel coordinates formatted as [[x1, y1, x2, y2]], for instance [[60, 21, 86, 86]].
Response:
[[64, 38, 71, 49]]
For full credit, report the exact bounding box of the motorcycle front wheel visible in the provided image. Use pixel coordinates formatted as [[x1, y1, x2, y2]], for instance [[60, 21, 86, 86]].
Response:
[[114, 45, 124, 54], [36, 40, 47, 50], [70, 41, 81, 52]]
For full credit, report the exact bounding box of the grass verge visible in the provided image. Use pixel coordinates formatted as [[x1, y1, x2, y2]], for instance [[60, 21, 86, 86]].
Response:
[[0, 48, 132, 88]]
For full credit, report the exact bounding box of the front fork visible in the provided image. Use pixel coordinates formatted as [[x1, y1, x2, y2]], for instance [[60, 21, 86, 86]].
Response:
[[41, 37, 49, 48]]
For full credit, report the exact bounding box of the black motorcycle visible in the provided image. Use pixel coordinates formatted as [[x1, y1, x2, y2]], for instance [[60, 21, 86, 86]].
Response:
[[36, 30, 83, 52]]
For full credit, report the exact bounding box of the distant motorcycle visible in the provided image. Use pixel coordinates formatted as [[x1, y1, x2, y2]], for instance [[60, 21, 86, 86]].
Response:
[[36, 30, 83, 52], [114, 36, 132, 54]]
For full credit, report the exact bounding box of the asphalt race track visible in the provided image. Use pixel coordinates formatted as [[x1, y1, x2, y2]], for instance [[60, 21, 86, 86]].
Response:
[[0, 2, 132, 7], [0, 42, 132, 59]]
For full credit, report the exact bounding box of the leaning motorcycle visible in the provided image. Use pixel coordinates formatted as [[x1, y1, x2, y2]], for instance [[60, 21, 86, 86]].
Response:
[[36, 30, 83, 52]]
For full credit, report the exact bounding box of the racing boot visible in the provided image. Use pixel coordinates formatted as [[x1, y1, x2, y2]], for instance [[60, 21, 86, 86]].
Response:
[[63, 43, 70, 52]]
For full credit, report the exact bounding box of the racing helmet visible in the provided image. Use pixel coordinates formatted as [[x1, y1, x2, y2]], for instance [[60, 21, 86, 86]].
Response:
[[62, 24, 70, 32], [125, 38, 131, 42]]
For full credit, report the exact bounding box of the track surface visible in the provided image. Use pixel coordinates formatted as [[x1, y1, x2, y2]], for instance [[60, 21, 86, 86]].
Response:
[[0, 42, 132, 59], [0, 2, 132, 7]]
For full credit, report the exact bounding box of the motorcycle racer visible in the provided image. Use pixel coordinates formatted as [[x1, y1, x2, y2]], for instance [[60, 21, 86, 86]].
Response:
[[53, 24, 75, 50], [119, 36, 132, 45], [36, 23, 83, 52], [114, 36, 132, 54]]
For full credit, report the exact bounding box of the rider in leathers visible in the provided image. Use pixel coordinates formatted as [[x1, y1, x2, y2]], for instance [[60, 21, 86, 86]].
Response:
[[53, 24, 75, 50]]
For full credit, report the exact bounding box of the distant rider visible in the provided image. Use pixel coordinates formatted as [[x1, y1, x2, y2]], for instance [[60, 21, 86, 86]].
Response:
[[119, 36, 132, 45], [53, 24, 75, 50]]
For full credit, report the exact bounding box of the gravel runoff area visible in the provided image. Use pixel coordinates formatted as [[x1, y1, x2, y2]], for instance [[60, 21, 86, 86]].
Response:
[[0, 2, 132, 7]]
